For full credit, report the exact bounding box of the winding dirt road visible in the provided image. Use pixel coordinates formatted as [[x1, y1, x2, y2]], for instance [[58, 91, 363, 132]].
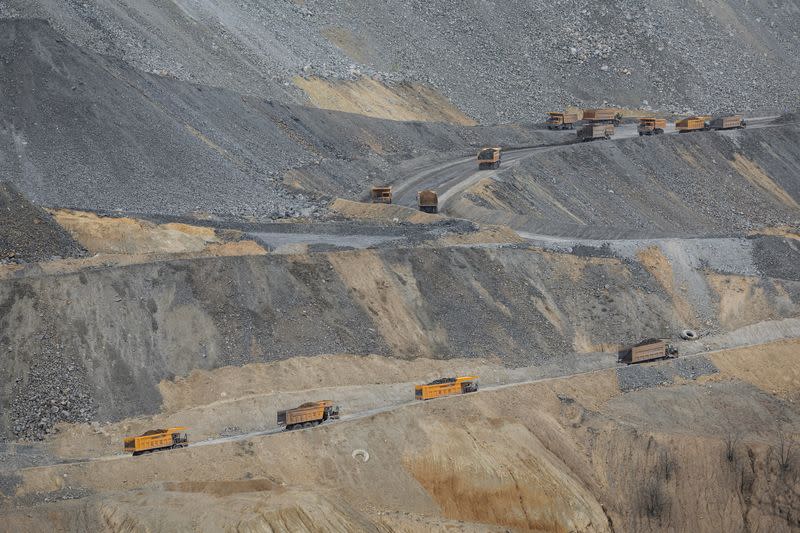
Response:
[[391, 117, 780, 214]]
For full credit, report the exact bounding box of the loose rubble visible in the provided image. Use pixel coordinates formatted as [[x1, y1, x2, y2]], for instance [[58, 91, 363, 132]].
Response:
[[2, 0, 798, 122], [10, 336, 96, 441], [616, 355, 719, 392]]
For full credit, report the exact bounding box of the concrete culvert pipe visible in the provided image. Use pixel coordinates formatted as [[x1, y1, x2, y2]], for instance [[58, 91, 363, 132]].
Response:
[[352, 449, 369, 463], [680, 329, 698, 340]]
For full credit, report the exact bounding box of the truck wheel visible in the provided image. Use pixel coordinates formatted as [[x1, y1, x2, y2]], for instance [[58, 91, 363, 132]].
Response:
[[680, 329, 698, 340], [352, 449, 369, 462]]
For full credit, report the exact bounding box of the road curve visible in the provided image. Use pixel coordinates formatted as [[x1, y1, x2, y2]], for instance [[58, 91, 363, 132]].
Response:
[[391, 116, 781, 213]]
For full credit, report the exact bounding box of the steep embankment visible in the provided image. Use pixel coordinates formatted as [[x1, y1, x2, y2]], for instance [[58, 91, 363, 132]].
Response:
[[2, 0, 798, 121], [4, 341, 799, 532], [2, 243, 799, 439], [450, 123, 800, 237], [0, 19, 552, 219]]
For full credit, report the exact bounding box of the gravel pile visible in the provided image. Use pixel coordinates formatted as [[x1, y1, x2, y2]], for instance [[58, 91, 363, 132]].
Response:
[[10, 334, 96, 441], [0, 183, 85, 264], [2, 0, 798, 122], [617, 355, 718, 393]]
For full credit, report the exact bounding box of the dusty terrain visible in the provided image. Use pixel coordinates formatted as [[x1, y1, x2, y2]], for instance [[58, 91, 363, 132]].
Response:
[[1, 340, 798, 532], [2, 3, 800, 532]]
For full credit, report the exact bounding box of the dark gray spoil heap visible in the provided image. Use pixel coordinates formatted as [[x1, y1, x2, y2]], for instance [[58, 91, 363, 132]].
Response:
[[2, 1, 799, 121], [0, 19, 553, 220], [0, 182, 84, 263]]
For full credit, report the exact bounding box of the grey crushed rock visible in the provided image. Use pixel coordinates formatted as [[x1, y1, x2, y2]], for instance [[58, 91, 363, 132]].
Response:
[[617, 356, 719, 393], [0, 20, 556, 220], [2, 0, 797, 121], [0, 182, 85, 264]]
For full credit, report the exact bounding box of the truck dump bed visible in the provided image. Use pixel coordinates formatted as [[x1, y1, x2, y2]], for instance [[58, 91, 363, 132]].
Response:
[[415, 376, 479, 400], [675, 116, 709, 132], [622, 340, 677, 364], [278, 400, 340, 430], [582, 109, 618, 123], [577, 124, 614, 141], [709, 115, 745, 130], [417, 190, 438, 213]]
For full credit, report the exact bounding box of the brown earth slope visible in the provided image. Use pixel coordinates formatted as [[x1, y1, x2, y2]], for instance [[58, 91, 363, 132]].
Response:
[[2, 244, 799, 439], [3, 341, 798, 532]]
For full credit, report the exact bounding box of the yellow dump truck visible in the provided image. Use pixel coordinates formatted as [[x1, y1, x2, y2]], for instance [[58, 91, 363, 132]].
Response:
[[477, 147, 501, 170], [415, 376, 479, 400], [577, 124, 614, 142], [277, 400, 340, 430], [676, 116, 710, 132], [708, 115, 746, 130], [546, 112, 578, 130], [582, 109, 622, 125], [417, 189, 439, 213], [370, 186, 392, 204], [124, 427, 188, 456], [638, 117, 667, 136], [621, 339, 678, 364]]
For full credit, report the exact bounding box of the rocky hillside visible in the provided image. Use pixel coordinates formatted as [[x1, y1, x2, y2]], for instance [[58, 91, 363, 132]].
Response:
[[2, 0, 798, 121], [2, 240, 799, 439], [449, 122, 800, 238], [0, 19, 555, 219]]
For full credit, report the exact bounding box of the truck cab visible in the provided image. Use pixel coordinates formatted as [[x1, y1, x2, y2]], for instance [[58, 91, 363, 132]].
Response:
[[546, 112, 578, 130], [370, 186, 392, 204], [638, 118, 666, 136]]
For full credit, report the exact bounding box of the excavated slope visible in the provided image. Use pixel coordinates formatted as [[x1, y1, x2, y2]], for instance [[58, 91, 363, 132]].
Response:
[[0, 19, 551, 218], [450, 123, 800, 238], [2, 244, 799, 439], [4, 342, 799, 532], [2, 1, 798, 121]]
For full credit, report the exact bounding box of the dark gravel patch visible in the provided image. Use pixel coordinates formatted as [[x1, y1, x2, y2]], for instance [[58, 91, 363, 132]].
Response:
[[0, 473, 21, 496], [617, 355, 719, 393], [0, 183, 85, 264], [751, 235, 800, 281]]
